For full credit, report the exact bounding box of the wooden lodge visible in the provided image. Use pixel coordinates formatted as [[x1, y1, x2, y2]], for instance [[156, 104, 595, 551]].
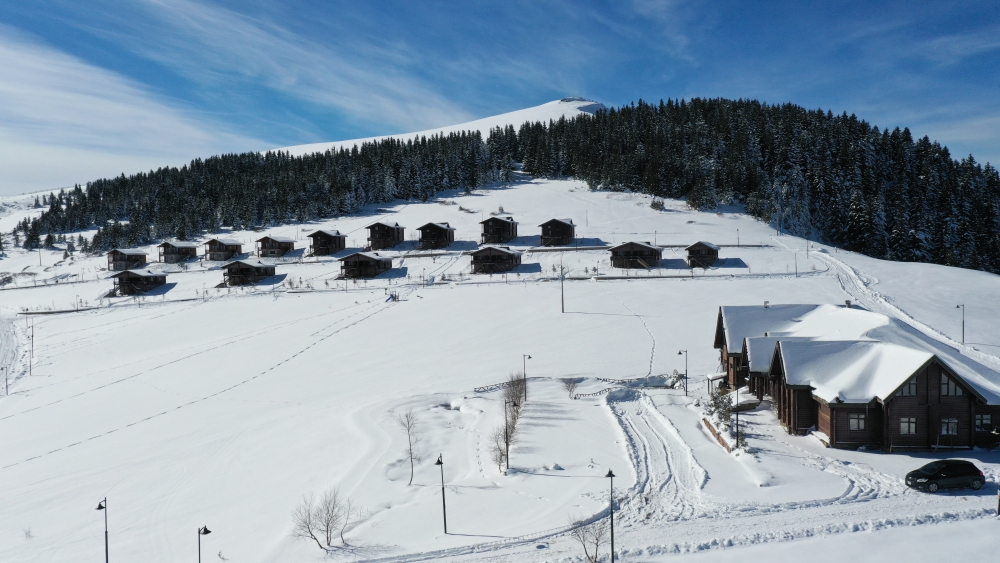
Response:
[[609, 242, 661, 269], [367, 222, 405, 250], [107, 249, 147, 271], [222, 260, 276, 286], [256, 236, 295, 257], [158, 241, 199, 263], [204, 238, 242, 261], [340, 252, 392, 278], [417, 222, 456, 249], [539, 218, 575, 246], [307, 230, 347, 256], [111, 269, 166, 295], [480, 216, 518, 244], [686, 241, 720, 268], [470, 246, 521, 274]]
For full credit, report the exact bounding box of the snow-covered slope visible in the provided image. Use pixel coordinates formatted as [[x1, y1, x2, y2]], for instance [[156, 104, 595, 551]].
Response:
[[2, 178, 1000, 563], [276, 98, 606, 156]]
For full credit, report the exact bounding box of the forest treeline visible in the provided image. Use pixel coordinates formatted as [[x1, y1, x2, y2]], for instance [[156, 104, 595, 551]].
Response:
[[10, 98, 1000, 273]]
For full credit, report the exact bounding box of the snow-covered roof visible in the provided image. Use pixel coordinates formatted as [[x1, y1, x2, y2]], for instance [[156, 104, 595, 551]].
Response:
[[778, 340, 941, 404], [367, 221, 402, 229], [471, 246, 521, 256], [609, 241, 660, 252], [307, 229, 345, 238], [223, 260, 274, 269], [340, 252, 390, 261], [687, 241, 720, 251], [419, 222, 455, 231], [480, 216, 517, 225], [206, 238, 242, 246], [539, 218, 574, 227], [719, 304, 887, 352], [113, 269, 164, 278], [109, 248, 147, 256], [744, 336, 813, 373], [256, 236, 296, 243], [159, 240, 199, 248]]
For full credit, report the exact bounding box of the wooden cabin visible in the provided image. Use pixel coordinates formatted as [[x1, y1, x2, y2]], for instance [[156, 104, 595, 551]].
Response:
[[417, 223, 456, 249], [686, 241, 720, 268], [222, 260, 276, 286], [769, 340, 983, 450], [158, 241, 199, 263], [204, 238, 242, 261], [741, 336, 813, 399], [609, 242, 661, 269], [480, 217, 518, 244], [470, 246, 521, 273], [539, 218, 575, 246], [307, 230, 347, 256], [255, 236, 295, 257], [111, 269, 166, 295], [366, 222, 405, 250], [107, 249, 147, 271], [340, 252, 392, 278]]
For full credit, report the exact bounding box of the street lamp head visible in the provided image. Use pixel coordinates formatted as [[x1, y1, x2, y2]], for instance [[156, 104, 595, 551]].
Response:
[[606, 469, 615, 478], [956, 304, 963, 308], [435, 454, 443, 466], [199, 526, 211, 535], [96, 499, 105, 511]]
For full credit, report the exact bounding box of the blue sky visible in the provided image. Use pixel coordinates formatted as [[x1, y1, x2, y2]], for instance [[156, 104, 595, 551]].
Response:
[[1, 0, 998, 194]]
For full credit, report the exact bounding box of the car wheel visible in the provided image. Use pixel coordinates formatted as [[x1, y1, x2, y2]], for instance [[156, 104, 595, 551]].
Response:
[[971, 479, 983, 490], [927, 482, 939, 493]]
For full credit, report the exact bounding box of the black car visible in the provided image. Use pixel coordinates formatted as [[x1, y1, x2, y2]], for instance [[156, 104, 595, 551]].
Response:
[[905, 459, 985, 493]]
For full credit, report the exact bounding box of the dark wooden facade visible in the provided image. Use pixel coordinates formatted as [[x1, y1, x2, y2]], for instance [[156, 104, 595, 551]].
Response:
[[222, 260, 276, 286], [417, 223, 456, 249], [609, 242, 661, 269], [686, 241, 720, 268], [158, 241, 198, 263], [367, 222, 405, 250], [340, 252, 392, 278], [107, 249, 147, 271], [539, 218, 575, 246], [480, 217, 518, 244], [470, 246, 521, 273], [204, 238, 242, 261], [256, 236, 295, 257], [112, 269, 166, 295], [307, 230, 347, 256]]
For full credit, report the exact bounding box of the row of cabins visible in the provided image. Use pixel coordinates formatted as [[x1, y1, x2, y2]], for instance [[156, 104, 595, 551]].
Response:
[[110, 261, 278, 295], [367, 217, 572, 249], [714, 303, 1000, 450], [609, 241, 719, 269]]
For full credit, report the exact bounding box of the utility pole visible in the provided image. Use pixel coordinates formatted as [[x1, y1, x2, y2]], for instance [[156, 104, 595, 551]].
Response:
[[957, 304, 965, 344], [30, 322, 34, 377], [560, 255, 565, 313], [522, 354, 531, 402], [678, 350, 688, 396], [3, 367, 7, 396]]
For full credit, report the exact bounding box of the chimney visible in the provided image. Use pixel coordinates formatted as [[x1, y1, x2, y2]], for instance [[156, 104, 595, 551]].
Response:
[[845, 300, 852, 308], [764, 301, 770, 308]]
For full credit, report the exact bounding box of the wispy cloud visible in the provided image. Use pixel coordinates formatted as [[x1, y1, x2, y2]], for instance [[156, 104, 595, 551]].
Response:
[[0, 26, 261, 194]]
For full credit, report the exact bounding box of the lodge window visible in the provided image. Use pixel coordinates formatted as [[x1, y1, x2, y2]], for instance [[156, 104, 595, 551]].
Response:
[[941, 418, 959, 436], [849, 413, 866, 431], [941, 375, 963, 396], [975, 414, 992, 432], [900, 417, 916, 435], [898, 377, 917, 396]]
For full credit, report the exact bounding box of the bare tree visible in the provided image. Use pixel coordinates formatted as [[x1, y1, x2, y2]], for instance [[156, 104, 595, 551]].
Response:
[[562, 378, 578, 398], [489, 424, 507, 471], [339, 496, 368, 545], [292, 488, 361, 551], [568, 518, 609, 563], [315, 488, 344, 547], [291, 495, 325, 551], [396, 409, 421, 485]]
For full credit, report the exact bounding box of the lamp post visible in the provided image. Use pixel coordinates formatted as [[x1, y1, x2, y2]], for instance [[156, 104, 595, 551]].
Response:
[[677, 350, 688, 396], [198, 526, 211, 563], [435, 455, 447, 534], [96, 498, 108, 563], [504, 400, 518, 471], [956, 304, 965, 344], [522, 354, 531, 402], [3, 367, 7, 396], [734, 384, 739, 448], [606, 469, 615, 562]]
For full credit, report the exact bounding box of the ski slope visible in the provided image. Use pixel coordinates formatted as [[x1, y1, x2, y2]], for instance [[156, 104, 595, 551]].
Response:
[[2, 177, 1000, 563]]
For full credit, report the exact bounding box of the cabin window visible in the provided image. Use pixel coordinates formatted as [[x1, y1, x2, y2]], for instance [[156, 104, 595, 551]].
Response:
[[900, 417, 916, 435], [975, 414, 992, 432], [849, 413, 866, 431], [899, 377, 918, 396], [941, 375, 963, 396], [941, 418, 959, 436]]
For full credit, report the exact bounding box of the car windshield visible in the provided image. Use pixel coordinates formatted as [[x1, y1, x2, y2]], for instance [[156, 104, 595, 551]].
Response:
[[918, 461, 946, 475]]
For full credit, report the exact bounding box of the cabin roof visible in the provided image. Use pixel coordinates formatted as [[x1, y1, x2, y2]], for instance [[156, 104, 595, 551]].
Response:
[[159, 240, 199, 249], [418, 222, 455, 231], [539, 218, 575, 227], [717, 304, 888, 351], [109, 248, 147, 256], [206, 238, 242, 246], [340, 251, 390, 261], [256, 236, 295, 243], [367, 221, 402, 229], [470, 246, 521, 257], [608, 241, 660, 252], [112, 269, 164, 278], [686, 241, 720, 251], [307, 229, 345, 238], [743, 336, 813, 373], [223, 259, 274, 270], [480, 216, 518, 225]]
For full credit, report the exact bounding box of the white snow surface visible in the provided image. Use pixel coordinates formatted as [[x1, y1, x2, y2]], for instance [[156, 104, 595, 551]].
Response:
[[276, 98, 606, 157], [2, 177, 1000, 562]]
